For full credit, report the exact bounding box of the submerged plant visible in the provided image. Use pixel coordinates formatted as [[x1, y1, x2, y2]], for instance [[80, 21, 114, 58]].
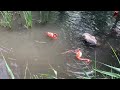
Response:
[[0, 11, 12, 28], [23, 11, 32, 29]]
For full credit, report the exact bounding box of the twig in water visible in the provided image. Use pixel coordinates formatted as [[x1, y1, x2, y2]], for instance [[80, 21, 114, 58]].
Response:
[[0, 48, 8, 53], [35, 40, 47, 44], [0, 45, 13, 52], [8, 57, 16, 61]]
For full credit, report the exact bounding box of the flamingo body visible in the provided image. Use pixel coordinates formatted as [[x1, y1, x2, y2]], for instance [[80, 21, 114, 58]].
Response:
[[46, 32, 58, 39], [74, 49, 91, 64]]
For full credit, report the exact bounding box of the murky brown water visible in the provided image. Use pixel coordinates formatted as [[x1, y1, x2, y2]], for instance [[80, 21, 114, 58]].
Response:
[[1, 11, 120, 79], [0, 23, 71, 79]]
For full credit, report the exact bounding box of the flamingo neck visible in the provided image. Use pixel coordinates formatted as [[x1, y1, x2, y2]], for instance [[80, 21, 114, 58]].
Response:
[[79, 58, 91, 64]]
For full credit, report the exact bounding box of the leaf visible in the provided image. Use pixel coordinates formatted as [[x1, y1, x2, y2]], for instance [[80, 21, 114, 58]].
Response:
[[101, 63, 120, 72], [94, 69, 120, 78], [93, 60, 120, 73], [107, 42, 120, 65], [49, 64, 57, 78]]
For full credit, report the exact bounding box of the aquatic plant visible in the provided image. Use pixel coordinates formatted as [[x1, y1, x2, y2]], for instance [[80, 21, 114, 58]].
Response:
[[31, 64, 57, 79], [23, 61, 57, 79], [0, 11, 12, 28], [23, 11, 32, 29], [93, 43, 120, 79]]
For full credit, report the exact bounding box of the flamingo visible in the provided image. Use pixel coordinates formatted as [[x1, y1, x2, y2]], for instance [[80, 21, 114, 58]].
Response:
[[46, 32, 58, 39], [113, 11, 119, 17], [61, 48, 91, 64], [74, 48, 91, 64]]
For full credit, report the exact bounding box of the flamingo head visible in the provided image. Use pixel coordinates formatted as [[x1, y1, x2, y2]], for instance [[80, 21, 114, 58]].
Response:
[[53, 33, 58, 39]]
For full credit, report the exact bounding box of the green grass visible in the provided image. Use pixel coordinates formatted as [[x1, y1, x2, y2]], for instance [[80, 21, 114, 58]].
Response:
[[0, 11, 59, 29], [0, 11, 12, 28], [23, 62, 57, 79], [23, 11, 32, 29], [93, 43, 120, 79]]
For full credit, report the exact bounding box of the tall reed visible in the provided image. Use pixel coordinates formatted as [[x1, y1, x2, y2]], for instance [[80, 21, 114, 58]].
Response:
[[93, 43, 120, 79], [23, 11, 32, 29]]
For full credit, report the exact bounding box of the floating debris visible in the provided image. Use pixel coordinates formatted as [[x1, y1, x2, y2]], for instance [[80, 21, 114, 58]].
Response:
[[8, 58, 16, 61], [35, 40, 47, 44]]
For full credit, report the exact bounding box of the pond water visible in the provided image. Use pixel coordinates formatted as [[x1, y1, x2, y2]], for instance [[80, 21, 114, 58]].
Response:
[[0, 11, 120, 79]]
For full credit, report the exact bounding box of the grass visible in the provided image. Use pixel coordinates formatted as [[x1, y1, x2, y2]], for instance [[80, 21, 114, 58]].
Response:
[[23, 61, 57, 79], [23, 11, 32, 29], [0, 11, 12, 28], [0, 11, 58, 29], [93, 42, 120, 79]]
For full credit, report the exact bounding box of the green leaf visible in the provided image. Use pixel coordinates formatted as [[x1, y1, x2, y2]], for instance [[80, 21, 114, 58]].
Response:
[[49, 64, 57, 78], [107, 42, 120, 65], [94, 69, 120, 78]]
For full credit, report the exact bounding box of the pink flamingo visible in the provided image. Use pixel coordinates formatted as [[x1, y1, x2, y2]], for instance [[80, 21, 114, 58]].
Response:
[[61, 48, 91, 64], [74, 49, 91, 64], [46, 32, 58, 40], [113, 11, 119, 17]]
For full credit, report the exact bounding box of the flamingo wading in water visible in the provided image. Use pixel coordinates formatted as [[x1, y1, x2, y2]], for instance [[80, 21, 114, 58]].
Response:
[[74, 48, 91, 64], [46, 32, 58, 40], [62, 48, 91, 64]]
